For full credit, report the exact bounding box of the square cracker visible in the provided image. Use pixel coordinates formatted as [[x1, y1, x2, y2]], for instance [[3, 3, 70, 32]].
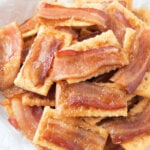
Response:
[[33, 107, 108, 150]]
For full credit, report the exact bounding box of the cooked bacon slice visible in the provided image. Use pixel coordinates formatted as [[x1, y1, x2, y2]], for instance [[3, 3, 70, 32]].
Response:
[[51, 46, 127, 82], [24, 37, 61, 86], [102, 99, 150, 144], [0, 22, 23, 90], [56, 82, 129, 117], [111, 29, 150, 93], [11, 98, 43, 140], [108, 11, 131, 44], [34, 107, 108, 150], [14, 26, 62, 95], [37, 2, 109, 30]]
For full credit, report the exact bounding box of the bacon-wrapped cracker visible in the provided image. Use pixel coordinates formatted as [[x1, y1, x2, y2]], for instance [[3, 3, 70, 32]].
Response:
[[51, 30, 128, 83], [14, 25, 73, 96], [0, 22, 23, 90], [105, 1, 145, 46], [111, 29, 150, 93], [33, 107, 108, 150], [37, 2, 109, 29], [55, 81, 131, 117], [102, 99, 150, 150]]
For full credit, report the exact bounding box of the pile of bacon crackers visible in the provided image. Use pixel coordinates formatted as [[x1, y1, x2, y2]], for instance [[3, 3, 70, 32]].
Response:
[[1, 0, 150, 149]]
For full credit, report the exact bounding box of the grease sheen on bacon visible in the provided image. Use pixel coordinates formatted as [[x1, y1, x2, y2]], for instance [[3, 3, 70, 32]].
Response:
[[111, 29, 150, 93], [37, 2, 109, 30], [22, 32, 61, 86], [109, 11, 131, 44], [57, 82, 127, 110], [51, 46, 127, 82]]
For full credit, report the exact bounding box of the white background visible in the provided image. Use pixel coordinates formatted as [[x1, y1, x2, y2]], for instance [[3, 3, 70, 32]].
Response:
[[0, 0, 150, 150]]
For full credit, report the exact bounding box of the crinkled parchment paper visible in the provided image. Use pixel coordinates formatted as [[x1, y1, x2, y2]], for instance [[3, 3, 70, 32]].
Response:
[[0, 0, 150, 149]]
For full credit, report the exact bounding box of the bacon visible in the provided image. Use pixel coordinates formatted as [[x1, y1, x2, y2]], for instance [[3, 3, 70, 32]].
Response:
[[102, 99, 150, 144], [111, 29, 150, 93], [11, 99, 43, 140], [22, 34, 61, 86], [37, 2, 109, 30], [109, 11, 131, 44], [51, 47, 127, 82], [0, 22, 23, 90], [41, 118, 107, 150], [58, 82, 127, 110]]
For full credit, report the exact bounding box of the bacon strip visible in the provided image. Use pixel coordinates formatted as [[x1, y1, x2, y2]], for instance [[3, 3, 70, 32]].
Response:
[[34, 107, 108, 150], [0, 22, 23, 90], [111, 29, 150, 93], [51, 47, 127, 82], [37, 2, 109, 30], [22, 32, 61, 86], [43, 119, 106, 150], [11, 99, 43, 140], [102, 99, 150, 144], [57, 82, 127, 110], [109, 11, 131, 44]]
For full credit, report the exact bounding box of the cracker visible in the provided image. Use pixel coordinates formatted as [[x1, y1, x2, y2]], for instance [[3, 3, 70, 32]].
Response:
[[34, 107, 108, 150], [22, 93, 55, 107], [14, 26, 73, 96], [64, 30, 121, 51]]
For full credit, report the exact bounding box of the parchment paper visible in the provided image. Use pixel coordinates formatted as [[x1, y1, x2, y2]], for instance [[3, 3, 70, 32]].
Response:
[[0, 0, 150, 149]]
